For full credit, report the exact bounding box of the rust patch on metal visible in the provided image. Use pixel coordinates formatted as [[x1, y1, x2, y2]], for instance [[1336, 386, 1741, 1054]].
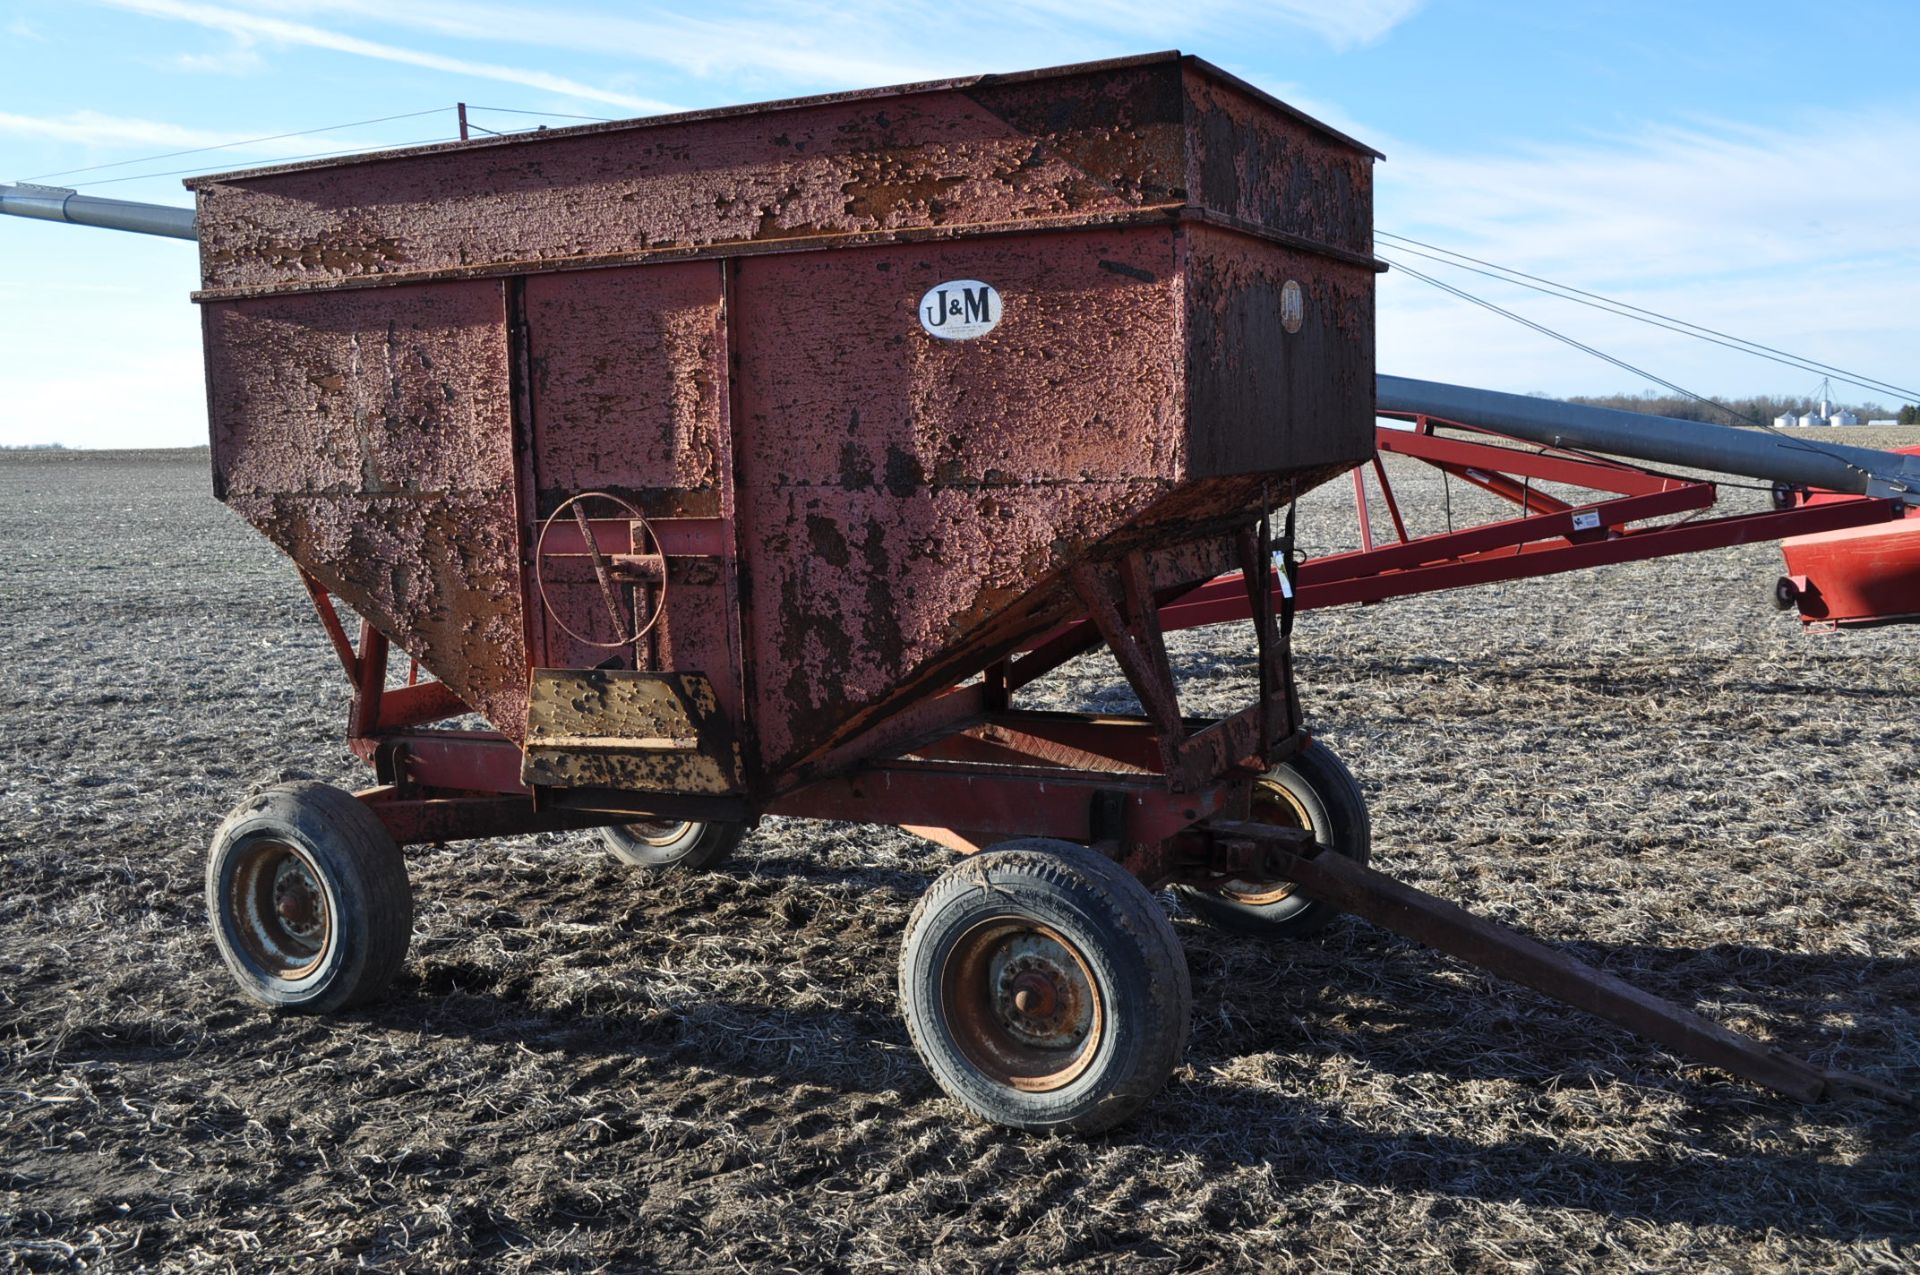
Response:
[[733, 228, 1188, 774], [1182, 225, 1375, 480], [1180, 68, 1374, 258], [203, 279, 530, 737], [187, 57, 1374, 301], [192, 61, 1194, 297], [522, 668, 744, 794], [523, 263, 727, 517]]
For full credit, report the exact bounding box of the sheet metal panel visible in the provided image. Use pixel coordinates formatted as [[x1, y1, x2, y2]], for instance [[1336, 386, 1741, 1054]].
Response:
[[203, 280, 529, 735], [190, 60, 1194, 297]]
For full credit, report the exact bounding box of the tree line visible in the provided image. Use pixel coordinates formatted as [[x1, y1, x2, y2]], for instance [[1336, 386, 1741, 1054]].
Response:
[[1558, 391, 1919, 426]]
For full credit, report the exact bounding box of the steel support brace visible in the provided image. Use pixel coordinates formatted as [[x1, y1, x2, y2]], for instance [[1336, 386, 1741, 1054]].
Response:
[[1068, 540, 1297, 791], [299, 569, 359, 680], [357, 787, 616, 844], [1070, 554, 1185, 777], [772, 760, 1238, 847], [1247, 834, 1913, 1106]]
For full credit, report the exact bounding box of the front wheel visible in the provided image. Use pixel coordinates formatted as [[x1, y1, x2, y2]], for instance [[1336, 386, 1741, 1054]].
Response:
[[898, 839, 1191, 1134], [599, 819, 744, 870], [1172, 740, 1370, 940], [206, 781, 412, 1013]]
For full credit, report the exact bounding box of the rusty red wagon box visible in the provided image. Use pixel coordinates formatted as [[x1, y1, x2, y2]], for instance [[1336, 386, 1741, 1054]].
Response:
[[185, 52, 1393, 1130], [190, 51, 1377, 778]]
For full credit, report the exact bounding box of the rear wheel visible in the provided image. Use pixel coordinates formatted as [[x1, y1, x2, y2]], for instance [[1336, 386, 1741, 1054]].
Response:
[[1173, 741, 1370, 940], [599, 819, 743, 870], [899, 839, 1191, 1134], [206, 781, 412, 1013]]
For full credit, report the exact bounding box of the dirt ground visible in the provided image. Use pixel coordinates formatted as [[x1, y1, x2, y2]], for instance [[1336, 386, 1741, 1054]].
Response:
[[2, 436, 1917, 1273]]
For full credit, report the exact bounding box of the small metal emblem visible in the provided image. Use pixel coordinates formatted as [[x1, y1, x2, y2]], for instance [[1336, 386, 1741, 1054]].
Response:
[[1280, 279, 1304, 334]]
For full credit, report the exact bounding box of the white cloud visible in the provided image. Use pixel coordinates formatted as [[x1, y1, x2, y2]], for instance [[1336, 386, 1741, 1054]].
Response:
[[1010, 0, 1425, 49], [1372, 105, 1920, 402], [0, 108, 433, 169], [1384, 112, 1920, 286], [98, 0, 681, 113], [231, 0, 954, 87], [173, 43, 267, 74], [0, 109, 245, 152], [161, 0, 1425, 96], [1278, 0, 1426, 47]]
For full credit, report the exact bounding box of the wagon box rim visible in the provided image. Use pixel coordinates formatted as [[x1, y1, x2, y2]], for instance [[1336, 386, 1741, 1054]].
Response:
[[178, 50, 1382, 192]]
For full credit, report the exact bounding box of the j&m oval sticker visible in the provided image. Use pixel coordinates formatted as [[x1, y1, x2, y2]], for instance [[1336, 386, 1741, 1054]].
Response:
[[919, 280, 1002, 340]]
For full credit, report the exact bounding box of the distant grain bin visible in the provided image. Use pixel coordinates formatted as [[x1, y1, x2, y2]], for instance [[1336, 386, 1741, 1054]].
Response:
[[1775, 411, 1801, 428], [1800, 411, 1829, 428], [1831, 408, 1861, 426]]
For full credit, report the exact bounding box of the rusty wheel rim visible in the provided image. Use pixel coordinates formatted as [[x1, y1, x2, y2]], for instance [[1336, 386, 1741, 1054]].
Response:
[[229, 840, 331, 979], [941, 919, 1103, 1093], [1209, 777, 1312, 906], [623, 819, 694, 847]]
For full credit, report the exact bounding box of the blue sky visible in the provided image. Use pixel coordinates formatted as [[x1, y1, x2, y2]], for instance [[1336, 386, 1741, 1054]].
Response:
[[3, 0, 1917, 446]]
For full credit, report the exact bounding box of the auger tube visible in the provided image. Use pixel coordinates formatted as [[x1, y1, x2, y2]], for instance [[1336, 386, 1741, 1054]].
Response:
[[0, 182, 196, 240], [1379, 374, 1920, 506]]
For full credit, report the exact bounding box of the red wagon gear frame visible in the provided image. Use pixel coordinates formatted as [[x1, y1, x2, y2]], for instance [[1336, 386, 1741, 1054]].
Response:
[[304, 408, 1911, 857], [304, 521, 1300, 872]]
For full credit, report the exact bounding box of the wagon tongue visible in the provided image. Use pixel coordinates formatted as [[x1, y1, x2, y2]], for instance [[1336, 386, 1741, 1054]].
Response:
[[1209, 819, 1915, 1107]]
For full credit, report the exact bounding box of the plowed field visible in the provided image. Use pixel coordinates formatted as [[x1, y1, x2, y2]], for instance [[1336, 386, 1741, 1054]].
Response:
[[3, 441, 1916, 1272]]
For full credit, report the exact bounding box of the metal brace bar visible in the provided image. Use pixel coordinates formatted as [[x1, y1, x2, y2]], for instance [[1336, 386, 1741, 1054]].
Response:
[[1217, 828, 1913, 1106], [1070, 556, 1185, 777]]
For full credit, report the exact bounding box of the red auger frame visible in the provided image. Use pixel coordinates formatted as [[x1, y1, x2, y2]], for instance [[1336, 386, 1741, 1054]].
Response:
[[1163, 413, 1906, 632]]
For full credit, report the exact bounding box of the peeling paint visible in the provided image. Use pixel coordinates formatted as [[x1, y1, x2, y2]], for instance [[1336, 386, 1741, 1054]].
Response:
[[195, 54, 1379, 792]]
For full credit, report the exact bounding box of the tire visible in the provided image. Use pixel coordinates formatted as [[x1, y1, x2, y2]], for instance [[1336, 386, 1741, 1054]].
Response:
[[1173, 740, 1371, 940], [206, 781, 412, 1013], [598, 819, 743, 870], [1774, 575, 1801, 611], [898, 839, 1191, 1134]]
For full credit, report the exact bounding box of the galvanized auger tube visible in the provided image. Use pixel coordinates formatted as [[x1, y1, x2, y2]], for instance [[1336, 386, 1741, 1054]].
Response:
[[1379, 374, 1920, 506], [0, 182, 197, 240]]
